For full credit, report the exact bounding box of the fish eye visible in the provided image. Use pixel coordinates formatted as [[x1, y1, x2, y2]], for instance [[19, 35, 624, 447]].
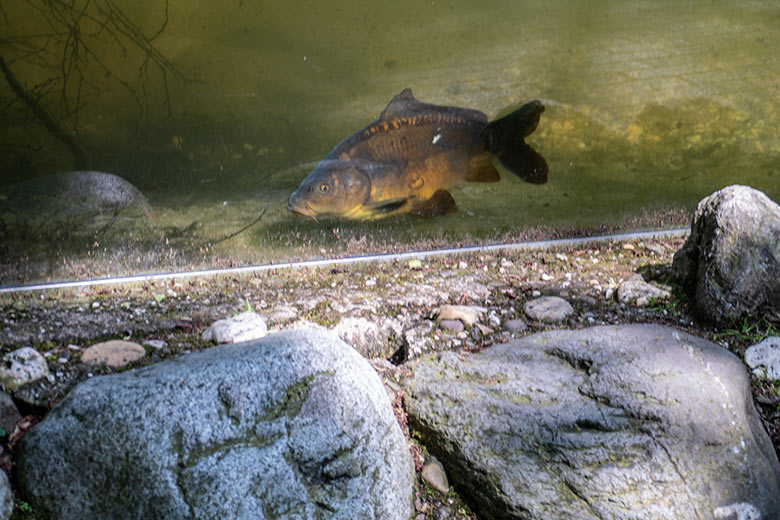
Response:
[[319, 183, 330, 193]]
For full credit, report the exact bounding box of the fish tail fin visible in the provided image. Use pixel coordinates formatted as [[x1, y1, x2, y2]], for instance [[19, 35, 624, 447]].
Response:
[[484, 100, 548, 184]]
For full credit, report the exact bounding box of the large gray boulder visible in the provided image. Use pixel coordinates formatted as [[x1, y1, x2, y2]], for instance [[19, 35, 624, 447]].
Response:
[[0, 170, 150, 236], [9, 170, 150, 216], [0, 470, 11, 520], [672, 185, 780, 327], [404, 324, 780, 520], [16, 329, 413, 519]]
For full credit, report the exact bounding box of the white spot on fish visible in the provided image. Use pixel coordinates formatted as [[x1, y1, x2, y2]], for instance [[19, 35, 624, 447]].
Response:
[[432, 133, 442, 144]]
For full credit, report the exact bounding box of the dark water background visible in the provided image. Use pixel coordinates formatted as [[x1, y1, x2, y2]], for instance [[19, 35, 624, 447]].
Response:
[[1, 0, 778, 284]]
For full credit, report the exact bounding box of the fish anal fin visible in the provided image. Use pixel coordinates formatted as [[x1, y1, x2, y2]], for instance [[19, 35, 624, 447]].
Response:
[[498, 142, 548, 184], [410, 189, 457, 217], [466, 154, 501, 182]]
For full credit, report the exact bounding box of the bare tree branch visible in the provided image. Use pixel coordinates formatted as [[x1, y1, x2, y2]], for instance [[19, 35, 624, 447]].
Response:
[[1, 0, 185, 165], [0, 53, 86, 168]]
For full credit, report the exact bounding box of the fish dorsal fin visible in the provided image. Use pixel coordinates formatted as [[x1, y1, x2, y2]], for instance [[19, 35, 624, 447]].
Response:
[[377, 88, 488, 125], [378, 89, 427, 120]]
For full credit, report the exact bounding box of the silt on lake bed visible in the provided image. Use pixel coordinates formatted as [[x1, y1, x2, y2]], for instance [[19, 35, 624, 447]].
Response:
[[288, 89, 548, 220]]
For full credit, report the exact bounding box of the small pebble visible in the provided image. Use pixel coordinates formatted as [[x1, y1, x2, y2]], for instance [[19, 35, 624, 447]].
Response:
[[440, 319, 464, 332], [438, 305, 482, 328], [82, 340, 146, 368], [0, 347, 50, 390], [524, 296, 574, 324], [202, 311, 268, 344], [421, 456, 450, 494], [504, 319, 528, 333], [143, 339, 167, 350]]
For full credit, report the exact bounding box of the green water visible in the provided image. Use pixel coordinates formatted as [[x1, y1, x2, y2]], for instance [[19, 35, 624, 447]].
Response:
[[1, 0, 779, 284]]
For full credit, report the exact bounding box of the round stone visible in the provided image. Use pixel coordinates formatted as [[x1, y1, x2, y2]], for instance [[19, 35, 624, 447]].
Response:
[[440, 319, 465, 332], [504, 319, 528, 333], [0, 347, 50, 390], [523, 296, 574, 323], [81, 340, 146, 368]]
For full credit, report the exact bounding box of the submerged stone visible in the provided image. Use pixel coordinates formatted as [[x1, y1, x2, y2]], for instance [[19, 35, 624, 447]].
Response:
[[672, 185, 780, 326], [421, 456, 450, 495], [523, 296, 574, 323], [503, 318, 528, 333], [438, 305, 483, 328], [0, 347, 49, 391], [1, 170, 150, 225], [332, 316, 403, 359], [617, 274, 670, 305], [81, 340, 146, 368], [745, 336, 780, 380], [16, 330, 413, 519], [440, 319, 464, 332], [0, 392, 21, 436], [0, 470, 11, 520], [201, 311, 268, 344], [404, 324, 780, 519]]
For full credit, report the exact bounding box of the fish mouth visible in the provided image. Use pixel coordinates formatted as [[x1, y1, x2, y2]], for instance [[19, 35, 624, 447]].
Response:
[[288, 198, 318, 220]]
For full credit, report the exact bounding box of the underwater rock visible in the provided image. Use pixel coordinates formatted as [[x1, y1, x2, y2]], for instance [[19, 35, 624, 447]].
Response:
[[421, 456, 450, 495], [0, 391, 21, 436], [332, 316, 403, 359], [201, 311, 268, 344], [744, 336, 780, 380], [0, 470, 12, 520], [523, 296, 573, 323], [672, 185, 780, 327], [81, 340, 146, 368], [404, 321, 437, 358], [404, 324, 780, 519], [264, 305, 299, 325], [0, 347, 49, 391], [617, 274, 670, 305], [0, 170, 150, 228], [16, 330, 413, 519], [439, 319, 464, 332], [437, 305, 483, 328], [503, 318, 528, 334], [142, 339, 167, 350]]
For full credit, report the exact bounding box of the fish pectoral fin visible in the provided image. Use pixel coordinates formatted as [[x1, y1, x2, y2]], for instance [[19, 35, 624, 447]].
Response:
[[410, 189, 457, 217], [465, 154, 501, 182], [364, 197, 412, 215]]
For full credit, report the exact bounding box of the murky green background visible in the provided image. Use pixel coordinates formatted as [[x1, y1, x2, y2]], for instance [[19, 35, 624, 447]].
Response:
[[1, 0, 779, 284]]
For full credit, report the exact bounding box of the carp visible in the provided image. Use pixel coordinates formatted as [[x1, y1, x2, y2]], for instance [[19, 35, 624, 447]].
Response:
[[288, 88, 547, 219]]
